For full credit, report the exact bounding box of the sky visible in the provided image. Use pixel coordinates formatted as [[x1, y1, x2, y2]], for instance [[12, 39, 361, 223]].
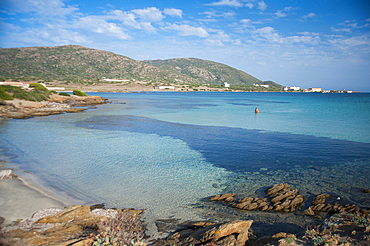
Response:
[[1, 0, 369, 91]]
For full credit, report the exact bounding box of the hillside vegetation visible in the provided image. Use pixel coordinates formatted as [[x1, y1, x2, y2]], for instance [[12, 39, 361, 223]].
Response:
[[144, 58, 262, 86], [0, 45, 282, 89]]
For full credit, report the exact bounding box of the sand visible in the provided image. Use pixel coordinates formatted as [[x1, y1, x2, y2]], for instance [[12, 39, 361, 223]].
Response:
[[0, 176, 69, 225]]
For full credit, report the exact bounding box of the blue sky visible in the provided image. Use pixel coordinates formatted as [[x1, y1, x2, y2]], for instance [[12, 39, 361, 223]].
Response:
[[1, 0, 369, 91]]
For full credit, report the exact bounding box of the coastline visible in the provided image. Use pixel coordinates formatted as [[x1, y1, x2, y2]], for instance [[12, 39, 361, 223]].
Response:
[[0, 171, 69, 225], [1, 92, 369, 245]]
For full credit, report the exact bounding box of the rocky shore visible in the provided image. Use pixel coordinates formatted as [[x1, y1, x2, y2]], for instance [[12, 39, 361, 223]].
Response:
[[1, 172, 369, 246], [0, 94, 107, 119]]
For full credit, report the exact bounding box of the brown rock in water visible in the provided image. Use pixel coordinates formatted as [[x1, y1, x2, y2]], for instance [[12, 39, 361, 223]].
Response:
[[311, 193, 331, 205], [210, 193, 236, 203], [303, 207, 315, 216], [266, 183, 290, 197], [266, 184, 303, 212]]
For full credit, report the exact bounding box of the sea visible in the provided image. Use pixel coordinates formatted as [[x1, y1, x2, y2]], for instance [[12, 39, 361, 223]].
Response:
[[1, 92, 369, 235]]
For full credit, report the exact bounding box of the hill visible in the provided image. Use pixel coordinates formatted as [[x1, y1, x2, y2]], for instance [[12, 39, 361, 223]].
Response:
[[143, 58, 263, 86], [0, 45, 196, 84], [0, 45, 282, 89]]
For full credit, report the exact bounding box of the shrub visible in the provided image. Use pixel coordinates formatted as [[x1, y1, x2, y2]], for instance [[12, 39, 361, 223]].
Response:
[[73, 90, 88, 96], [59, 92, 70, 96], [29, 83, 48, 91], [91, 211, 145, 246], [0, 87, 14, 100]]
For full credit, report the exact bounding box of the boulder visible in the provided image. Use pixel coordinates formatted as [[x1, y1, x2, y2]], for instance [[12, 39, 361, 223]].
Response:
[[210, 193, 236, 203], [0, 205, 132, 246], [154, 220, 253, 246], [266, 184, 303, 212]]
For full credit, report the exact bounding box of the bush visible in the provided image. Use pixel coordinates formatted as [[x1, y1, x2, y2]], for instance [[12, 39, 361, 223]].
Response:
[[0, 87, 14, 100], [91, 212, 145, 246], [29, 83, 48, 91], [73, 90, 87, 96], [1, 85, 50, 102], [59, 92, 70, 96]]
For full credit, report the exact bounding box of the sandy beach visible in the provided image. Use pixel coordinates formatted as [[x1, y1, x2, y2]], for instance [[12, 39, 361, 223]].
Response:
[[0, 171, 70, 226]]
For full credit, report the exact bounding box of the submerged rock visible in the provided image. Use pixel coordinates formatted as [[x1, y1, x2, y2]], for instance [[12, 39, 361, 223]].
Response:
[[266, 183, 304, 212], [210, 193, 236, 203]]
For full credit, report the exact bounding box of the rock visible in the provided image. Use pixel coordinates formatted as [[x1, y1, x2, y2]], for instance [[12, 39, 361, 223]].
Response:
[[0, 169, 18, 179], [303, 207, 315, 216], [154, 220, 253, 246], [36, 205, 93, 224], [0, 95, 106, 119], [266, 184, 303, 212], [0, 205, 126, 246], [311, 193, 331, 205], [210, 193, 236, 203], [266, 183, 290, 197]]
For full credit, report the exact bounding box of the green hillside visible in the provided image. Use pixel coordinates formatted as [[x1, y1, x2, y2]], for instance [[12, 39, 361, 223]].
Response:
[[143, 58, 263, 86], [0, 45, 282, 89], [0, 45, 195, 84]]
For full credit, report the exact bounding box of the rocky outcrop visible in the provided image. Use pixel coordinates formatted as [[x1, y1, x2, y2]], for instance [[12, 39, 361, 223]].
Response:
[[302, 193, 369, 219], [48, 94, 107, 106], [209, 193, 236, 203], [154, 220, 253, 246], [0, 94, 107, 119], [0, 205, 143, 246], [212, 183, 304, 213], [266, 183, 304, 212]]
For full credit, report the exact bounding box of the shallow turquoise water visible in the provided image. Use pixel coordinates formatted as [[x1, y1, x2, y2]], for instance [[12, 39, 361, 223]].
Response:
[[1, 92, 369, 235]]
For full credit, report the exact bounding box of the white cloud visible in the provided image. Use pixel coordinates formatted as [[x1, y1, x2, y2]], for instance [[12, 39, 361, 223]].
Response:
[[202, 10, 236, 18], [163, 24, 210, 37], [257, 1, 267, 11], [302, 12, 316, 19], [1, 0, 78, 17], [131, 7, 164, 22], [245, 3, 254, 9], [253, 26, 281, 42], [206, 0, 243, 7], [164, 8, 183, 18], [331, 27, 351, 33], [275, 10, 287, 18], [275, 7, 293, 18], [75, 16, 131, 40]]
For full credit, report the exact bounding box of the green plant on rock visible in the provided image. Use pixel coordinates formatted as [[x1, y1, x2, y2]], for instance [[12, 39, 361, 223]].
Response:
[[0, 87, 13, 100], [73, 90, 88, 96], [29, 83, 48, 91], [59, 92, 70, 96], [349, 213, 368, 226]]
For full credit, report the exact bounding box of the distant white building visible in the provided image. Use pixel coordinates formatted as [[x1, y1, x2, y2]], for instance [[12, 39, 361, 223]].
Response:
[[156, 86, 175, 90], [308, 87, 322, 92], [254, 83, 269, 88], [284, 86, 300, 91], [224, 82, 230, 88], [0, 81, 30, 89]]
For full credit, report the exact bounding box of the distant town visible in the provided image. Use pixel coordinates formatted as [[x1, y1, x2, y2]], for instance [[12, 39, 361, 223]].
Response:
[[0, 80, 358, 93], [282, 86, 356, 93]]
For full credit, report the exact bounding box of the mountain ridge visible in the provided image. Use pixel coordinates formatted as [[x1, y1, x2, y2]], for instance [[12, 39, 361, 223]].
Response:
[[0, 45, 282, 89]]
